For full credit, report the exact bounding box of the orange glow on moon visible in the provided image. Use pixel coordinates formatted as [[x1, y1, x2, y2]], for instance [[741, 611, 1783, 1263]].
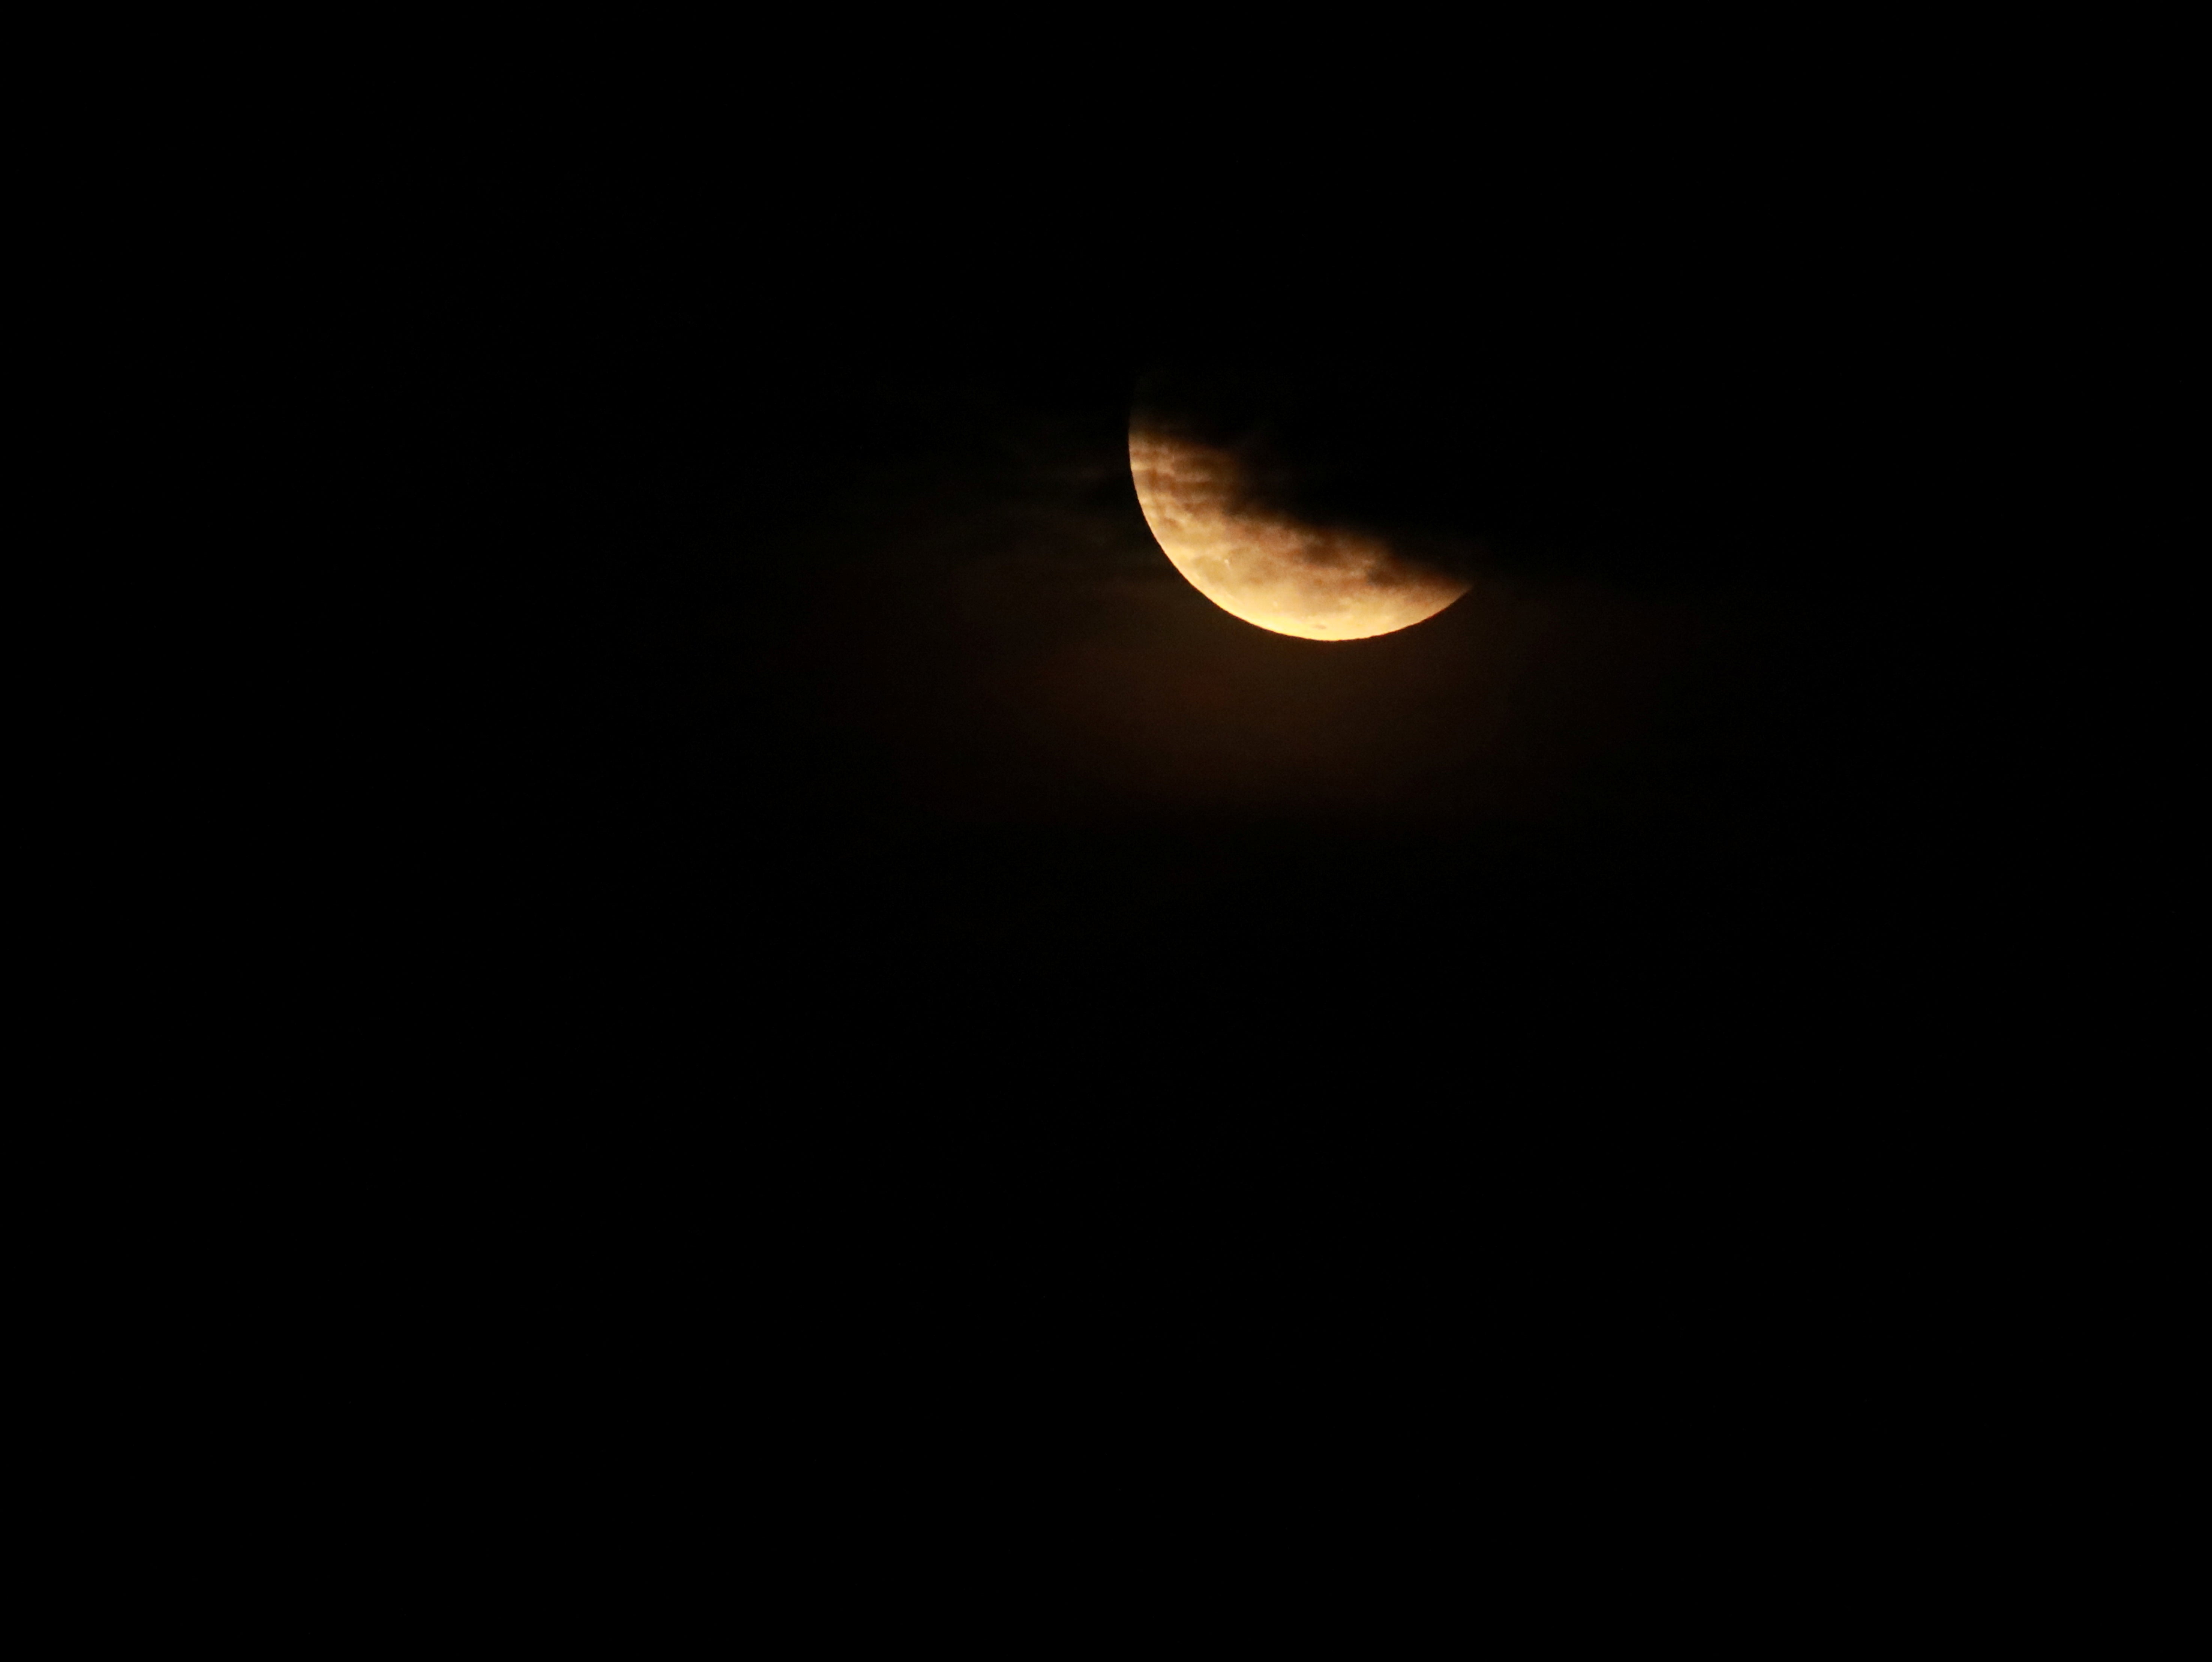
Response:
[[1130, 429, 1470, 641]]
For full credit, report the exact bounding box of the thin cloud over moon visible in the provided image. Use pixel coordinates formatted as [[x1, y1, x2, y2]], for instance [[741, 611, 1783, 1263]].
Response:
[[1129, 429, 1471, 641]]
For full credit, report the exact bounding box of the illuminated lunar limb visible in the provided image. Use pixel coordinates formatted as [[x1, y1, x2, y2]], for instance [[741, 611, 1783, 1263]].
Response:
[[1128, 430, 1469, 641]]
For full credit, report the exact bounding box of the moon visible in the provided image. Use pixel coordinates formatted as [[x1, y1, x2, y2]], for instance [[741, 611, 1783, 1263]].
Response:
[[1130, 426, 1471, 641]]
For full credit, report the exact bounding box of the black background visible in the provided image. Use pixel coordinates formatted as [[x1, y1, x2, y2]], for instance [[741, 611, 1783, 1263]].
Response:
[[355, 56, 2129, 1479]]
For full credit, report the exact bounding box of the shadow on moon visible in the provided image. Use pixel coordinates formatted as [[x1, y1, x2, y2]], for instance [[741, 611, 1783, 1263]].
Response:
[[1128, 426, 1472, 641]]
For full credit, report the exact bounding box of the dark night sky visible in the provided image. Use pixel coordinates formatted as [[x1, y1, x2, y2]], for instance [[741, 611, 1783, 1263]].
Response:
[[402, 141, 2030, 1013], [367, 75, 2124, 1437]]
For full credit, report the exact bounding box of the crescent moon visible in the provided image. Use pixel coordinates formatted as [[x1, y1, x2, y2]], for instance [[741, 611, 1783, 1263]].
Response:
[[1130, 427, 1471, 641]]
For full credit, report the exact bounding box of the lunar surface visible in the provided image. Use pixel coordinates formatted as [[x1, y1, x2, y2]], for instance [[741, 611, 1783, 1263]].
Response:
[[1130, 428, 1471, 641]]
